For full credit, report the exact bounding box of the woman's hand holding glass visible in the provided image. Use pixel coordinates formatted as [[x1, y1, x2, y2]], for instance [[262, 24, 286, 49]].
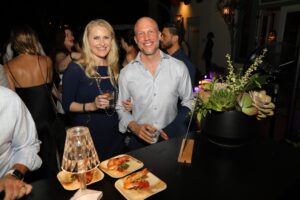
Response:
[[94, 94, 110, 109]]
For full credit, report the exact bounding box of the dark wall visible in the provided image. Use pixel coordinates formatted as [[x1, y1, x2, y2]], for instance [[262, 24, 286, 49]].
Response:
[[1, 0, 151, 52]]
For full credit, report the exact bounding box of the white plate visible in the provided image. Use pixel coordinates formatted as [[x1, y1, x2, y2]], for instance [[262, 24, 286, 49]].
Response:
[[99, 154, 143, 178], [57, 168, 104, 191], [115, 170, 167, 200]]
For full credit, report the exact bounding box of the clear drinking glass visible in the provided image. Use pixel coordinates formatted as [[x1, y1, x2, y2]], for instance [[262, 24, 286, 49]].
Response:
[[106, 91, 115, 109], [150, 130, 160, 144]]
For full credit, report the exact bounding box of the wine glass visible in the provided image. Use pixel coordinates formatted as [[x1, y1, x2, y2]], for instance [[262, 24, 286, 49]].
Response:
[[62, 126, 102, 200], [92, 73, 116, 116]]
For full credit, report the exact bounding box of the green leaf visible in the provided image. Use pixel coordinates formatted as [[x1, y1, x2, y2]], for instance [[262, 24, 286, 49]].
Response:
[[242, 107, 257, 116], [239, 93, 252, 108]]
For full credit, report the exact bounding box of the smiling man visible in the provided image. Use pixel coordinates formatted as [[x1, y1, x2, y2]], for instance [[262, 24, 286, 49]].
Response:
[[117, 17, 194, 150]]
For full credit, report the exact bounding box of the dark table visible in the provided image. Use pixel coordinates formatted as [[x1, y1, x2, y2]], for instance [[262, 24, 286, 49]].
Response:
[[22, 134, 300, 200]]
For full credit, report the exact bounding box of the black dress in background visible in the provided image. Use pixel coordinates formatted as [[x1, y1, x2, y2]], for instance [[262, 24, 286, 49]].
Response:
[[15, 84, 60, 180]]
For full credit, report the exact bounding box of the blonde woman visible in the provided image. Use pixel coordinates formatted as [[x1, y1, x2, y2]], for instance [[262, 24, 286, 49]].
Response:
[[62, 19, 125, 160]]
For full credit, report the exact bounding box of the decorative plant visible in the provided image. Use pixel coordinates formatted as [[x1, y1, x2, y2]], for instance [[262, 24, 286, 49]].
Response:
[[195, 48, 275, 122]]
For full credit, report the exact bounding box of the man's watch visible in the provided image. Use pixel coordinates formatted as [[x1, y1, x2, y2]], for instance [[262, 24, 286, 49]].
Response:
[[6, 169, 25, 181]]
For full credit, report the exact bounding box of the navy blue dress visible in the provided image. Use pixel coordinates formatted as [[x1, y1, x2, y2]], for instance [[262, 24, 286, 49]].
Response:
[[62, 63, 125, 161]]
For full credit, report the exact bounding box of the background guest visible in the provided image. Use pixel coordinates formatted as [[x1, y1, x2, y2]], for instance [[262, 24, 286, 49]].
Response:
[[51, 26, 82, 115], [51, 26, 82, 73], [0, 86, 42, 200], [4, 24, 61, 179], [160, 22, 196, 86], [119, 29, 138, 67], [202, 31, 214, 78], [2, 27, 45, 64]]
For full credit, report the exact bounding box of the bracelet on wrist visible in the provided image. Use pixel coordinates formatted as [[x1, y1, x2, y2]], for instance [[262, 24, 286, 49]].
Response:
[[83, 103, 86, 112]]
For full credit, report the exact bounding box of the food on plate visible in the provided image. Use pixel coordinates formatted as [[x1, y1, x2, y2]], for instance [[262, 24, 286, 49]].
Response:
[[57, 168, 104, 191], [85, 170, 94, 184], [60, 170, 94, 186], [115, 170, 167, 199], [123, 168, 150, 190], [100, 154, 144, 178], [59, 172, 77, 185], [107, 155, 130, 172]]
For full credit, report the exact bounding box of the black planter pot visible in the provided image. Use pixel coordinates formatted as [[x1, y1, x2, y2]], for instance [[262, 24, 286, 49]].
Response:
[[202, 111, 258, 147]]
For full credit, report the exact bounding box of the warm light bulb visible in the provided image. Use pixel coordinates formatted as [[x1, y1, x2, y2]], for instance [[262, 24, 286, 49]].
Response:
[[223, 6, 231, 15]]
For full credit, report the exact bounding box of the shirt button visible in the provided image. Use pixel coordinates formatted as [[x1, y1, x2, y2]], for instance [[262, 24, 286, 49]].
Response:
[[154, 93, 156, 96]]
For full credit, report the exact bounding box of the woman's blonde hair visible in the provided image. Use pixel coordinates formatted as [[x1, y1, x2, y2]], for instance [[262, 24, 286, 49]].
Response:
[[12, 25, 43, 55], [80, 19, 119, 87]]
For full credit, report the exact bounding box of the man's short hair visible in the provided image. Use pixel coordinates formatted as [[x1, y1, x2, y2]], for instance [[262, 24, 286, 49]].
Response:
[[163, 23, 183, 43]]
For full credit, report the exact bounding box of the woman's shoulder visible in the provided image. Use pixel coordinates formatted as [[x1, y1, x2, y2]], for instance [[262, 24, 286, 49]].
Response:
[[64, 62, 84, 75], [39, 55, 53, 66], [66, 61, 81, 68], [4, 57, 26, 73]]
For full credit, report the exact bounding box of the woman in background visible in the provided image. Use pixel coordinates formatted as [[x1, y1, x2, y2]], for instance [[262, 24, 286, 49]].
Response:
[[51, 26, 82, 115], [119, 29, 138, 67], [4, 24, 59, 179], [52, 26, 81, 73]]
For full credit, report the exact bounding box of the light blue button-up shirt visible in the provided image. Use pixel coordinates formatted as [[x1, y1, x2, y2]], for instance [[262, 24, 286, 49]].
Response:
[[117, 50, 193, 133], [0, 86, 42, 177]]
